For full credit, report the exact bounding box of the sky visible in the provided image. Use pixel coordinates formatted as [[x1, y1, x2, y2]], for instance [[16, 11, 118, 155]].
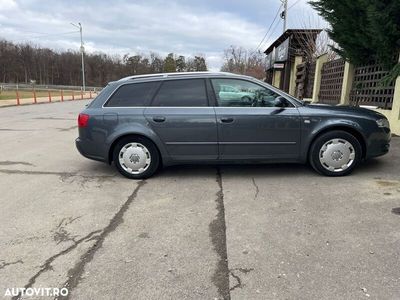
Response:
[[0, 0, 325, 70]]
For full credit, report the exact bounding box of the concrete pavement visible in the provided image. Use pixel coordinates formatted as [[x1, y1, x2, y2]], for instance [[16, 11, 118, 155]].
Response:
[[0, 100, 399, 299]]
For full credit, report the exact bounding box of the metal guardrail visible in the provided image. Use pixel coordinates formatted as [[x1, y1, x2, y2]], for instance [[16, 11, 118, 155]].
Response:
[[0, 83, 103, 92]]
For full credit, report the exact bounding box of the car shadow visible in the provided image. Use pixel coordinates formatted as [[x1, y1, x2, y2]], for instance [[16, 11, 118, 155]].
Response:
[[82, 157, 391, 180], [157, 163, 317, 179]]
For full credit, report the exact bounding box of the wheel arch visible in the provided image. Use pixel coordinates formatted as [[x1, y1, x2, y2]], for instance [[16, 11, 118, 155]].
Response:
[[307, 125, 367, 161], [108, 133, 163, 165]]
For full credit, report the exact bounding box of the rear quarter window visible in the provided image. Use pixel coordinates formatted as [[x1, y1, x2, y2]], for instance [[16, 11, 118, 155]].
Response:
[[105, 82, 159, 107]]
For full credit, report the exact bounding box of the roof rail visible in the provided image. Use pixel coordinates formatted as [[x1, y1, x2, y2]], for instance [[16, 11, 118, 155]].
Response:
[[118, 71, 235, 82]]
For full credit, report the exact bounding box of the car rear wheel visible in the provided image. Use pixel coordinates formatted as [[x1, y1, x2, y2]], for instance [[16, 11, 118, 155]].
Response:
[[309, 130, 362, 176], [113, 136, 160, 179]]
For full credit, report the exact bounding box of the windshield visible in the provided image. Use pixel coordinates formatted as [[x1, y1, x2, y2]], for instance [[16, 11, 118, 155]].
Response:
[[250, 77, 306, 106]]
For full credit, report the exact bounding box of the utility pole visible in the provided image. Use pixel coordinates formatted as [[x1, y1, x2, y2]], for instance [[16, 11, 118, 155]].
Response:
[[71, 22, 86, 91], [280, 0, 288, 33]]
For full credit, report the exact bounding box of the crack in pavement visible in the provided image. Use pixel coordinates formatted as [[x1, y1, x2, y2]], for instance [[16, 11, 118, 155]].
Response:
[[0, 129, 42, 132], [57, 125, 78, 132], [56, 180, 146, 300], [0, 169, 78, 176], [33, 117, 76, 121], [210, 167, 230, 300], [0, 259, 24, 270], [392, 207, 400, 215], [0, 169, 115, 182], [11, 230, 101, 300], [229, 268, 254, 291], [56, 217, 82, 229], [0, 161, 35, 166], [53, 217, 82, 245], [251, 177, 259, 200]]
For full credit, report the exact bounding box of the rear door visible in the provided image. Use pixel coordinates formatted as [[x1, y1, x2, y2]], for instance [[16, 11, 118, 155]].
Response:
[[144, 78, 218, 161], [211, 78, 301, 160]]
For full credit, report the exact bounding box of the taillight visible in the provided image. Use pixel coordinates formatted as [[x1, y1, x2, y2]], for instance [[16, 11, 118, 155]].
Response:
[[78, 113, 90, 127]]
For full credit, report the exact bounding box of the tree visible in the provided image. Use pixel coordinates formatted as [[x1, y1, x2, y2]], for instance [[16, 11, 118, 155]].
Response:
[[221, 46, 265, 79], [309, 0, 400, 80], [0, 39, 210, 86], [221, 46, 247, 74], [150, 53, 164, 73], [176, 55, 186, 72], [193, 56, 208, 71], [163, 53, 176, 72]]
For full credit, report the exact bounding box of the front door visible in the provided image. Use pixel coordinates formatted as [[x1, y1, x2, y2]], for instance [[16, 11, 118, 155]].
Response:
[[210, 78, 301, 160], [144, 78, 218, 161]]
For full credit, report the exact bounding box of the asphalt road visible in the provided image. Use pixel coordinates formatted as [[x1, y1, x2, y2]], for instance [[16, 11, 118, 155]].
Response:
[[0, 100, 399, 300]]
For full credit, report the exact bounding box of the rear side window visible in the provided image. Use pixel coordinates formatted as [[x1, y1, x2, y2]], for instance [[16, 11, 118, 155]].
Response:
[[105, 82, 159, 107], [151, 79, 208, 107]]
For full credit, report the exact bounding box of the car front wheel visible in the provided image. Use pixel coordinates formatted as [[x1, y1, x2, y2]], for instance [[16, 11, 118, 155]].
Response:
[[113, 136, 160, 179], [309, 130, 362, 176]]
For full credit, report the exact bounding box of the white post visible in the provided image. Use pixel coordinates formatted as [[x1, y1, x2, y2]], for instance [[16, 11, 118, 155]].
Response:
[[311, 53, 329, 103], [71, 22, 86, 92], [339, 61, 355, 105]]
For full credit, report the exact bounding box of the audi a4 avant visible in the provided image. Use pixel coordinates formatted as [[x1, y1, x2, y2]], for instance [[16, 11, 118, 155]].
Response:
[[76, 72, 391, 179]]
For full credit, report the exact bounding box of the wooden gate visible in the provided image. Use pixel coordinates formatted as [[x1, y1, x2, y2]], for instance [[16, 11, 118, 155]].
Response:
[[305, 61, 316, 99], [295, 61, 316, 99], [319, 58, 345, 105]]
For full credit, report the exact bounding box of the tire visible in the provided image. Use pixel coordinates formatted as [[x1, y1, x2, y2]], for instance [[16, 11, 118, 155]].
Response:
[[113, 136, 160, 179], [309, 130, 362, 177]]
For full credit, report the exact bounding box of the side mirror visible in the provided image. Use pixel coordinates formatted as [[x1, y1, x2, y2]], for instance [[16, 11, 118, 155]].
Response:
[[274, 96, 287, 108]]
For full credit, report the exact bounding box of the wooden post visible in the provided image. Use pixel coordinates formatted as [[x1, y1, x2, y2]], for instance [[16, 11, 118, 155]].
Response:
[[339, 62, 355, 105], [61, 90, 64, 102], [33, 89, 37, 104], [80, 90, 83, 100], [312, 53, 329, 103], [387, 54, 400, 134], [272, 70, 282, 88], [89, 91, 92, 98], [16, 90, 20, 106], [372, 53, 400, 135], [289, 55, 303, 96], [72, 91, 75, 100], [48, 90, 52, 102], [391, 86, 400, 135]]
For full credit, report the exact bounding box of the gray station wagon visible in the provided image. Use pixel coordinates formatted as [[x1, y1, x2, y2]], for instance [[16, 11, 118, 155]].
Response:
[[76, 72, 391, 179]]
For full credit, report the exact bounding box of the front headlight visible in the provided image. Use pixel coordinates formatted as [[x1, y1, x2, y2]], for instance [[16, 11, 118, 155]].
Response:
[[376, 118, 390, 128]]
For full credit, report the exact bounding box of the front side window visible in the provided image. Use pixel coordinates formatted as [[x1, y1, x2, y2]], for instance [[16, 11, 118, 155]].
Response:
[[105, 82, 159, 107], [211, 78, 286, 107], [151, 79, 208, 107]]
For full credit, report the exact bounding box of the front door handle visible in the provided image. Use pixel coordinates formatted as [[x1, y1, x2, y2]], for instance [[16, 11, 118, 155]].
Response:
[[220, 117, 234, 123], [152, 116, 166, 123]]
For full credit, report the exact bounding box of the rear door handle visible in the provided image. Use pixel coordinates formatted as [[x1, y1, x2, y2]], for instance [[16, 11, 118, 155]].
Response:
[[220, 117, 234, 123], [152, 116, 166, 123]]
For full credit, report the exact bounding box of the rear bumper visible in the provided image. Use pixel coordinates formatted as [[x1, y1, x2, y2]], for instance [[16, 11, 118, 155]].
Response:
[[75, 138, 106, 162]]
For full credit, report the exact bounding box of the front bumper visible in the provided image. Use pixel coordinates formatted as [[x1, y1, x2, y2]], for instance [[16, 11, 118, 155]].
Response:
[[365, 128, 391, 159]]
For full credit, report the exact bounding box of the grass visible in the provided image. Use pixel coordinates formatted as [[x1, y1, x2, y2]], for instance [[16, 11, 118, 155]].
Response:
[[0, 90, 84, 101]]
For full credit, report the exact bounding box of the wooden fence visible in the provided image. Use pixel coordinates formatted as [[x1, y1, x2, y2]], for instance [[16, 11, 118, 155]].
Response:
[[350, 63, 395, 109]]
